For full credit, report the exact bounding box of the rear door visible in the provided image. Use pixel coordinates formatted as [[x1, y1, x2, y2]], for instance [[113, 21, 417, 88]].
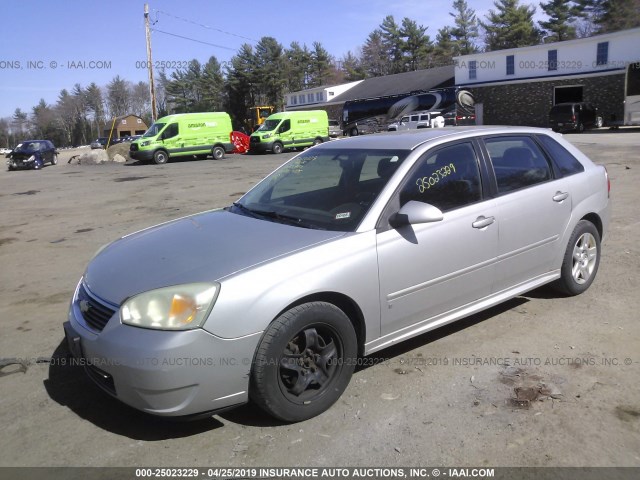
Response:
[[481, 135, 571, 292]]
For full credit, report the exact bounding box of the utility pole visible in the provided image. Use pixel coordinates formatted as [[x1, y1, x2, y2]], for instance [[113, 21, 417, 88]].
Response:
[[144, 4, 158, 122]]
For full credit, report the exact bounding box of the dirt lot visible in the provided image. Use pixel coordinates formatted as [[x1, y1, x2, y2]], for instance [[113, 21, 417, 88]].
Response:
[[0, 131, 639, 468]]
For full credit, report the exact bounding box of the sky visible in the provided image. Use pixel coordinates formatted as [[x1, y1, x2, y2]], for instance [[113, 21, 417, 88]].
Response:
[[0, 0, 541, 119]]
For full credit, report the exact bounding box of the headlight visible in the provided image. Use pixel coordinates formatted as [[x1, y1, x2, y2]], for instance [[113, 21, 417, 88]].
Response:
[[262, 134, 272, 139], [121, 283, 219, 330], [26, 155, 35, 162], [140, 141, 150, 147]]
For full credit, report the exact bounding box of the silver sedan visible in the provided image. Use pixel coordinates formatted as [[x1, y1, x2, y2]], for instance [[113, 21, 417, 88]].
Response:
[[64, 126, 610, 422]]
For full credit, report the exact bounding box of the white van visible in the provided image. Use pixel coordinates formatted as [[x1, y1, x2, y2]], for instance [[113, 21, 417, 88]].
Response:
[[388, 111, 444, 131]]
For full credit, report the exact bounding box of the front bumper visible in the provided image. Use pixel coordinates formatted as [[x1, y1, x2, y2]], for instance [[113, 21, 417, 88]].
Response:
[[129, 148, 156, 161], [64, 283, 262, 417], [7, 158, 38, 169], [248, 140, 273, 153]]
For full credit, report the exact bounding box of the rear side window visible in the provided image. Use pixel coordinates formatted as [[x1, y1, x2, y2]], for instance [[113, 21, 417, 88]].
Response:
[[537, 135, 584, 177], [399, 142, 482, 212], [484, 136, 552, 194]]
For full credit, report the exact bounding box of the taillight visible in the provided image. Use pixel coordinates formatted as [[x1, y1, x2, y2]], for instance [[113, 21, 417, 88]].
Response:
[[604, 166, 610, 198], [571, 115, 576, 122]]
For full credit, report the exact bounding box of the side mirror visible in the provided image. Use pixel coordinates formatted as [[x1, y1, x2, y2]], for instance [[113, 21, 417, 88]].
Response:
[[391, 201, 443, 226]]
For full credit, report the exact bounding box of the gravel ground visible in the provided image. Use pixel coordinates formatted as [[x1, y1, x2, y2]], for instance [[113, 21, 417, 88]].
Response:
[[0, 131, 638, 468]]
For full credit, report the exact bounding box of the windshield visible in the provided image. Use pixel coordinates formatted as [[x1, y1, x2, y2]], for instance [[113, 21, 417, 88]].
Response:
[[14, 142, 42, 153], [231, 148, 409, 231], [142, 122, 166, 138], [257, 119, 280, 132]]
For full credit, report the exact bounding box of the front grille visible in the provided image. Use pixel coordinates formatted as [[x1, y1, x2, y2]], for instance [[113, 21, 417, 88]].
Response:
[[250, 136, 260, 144], [86, 364, 116, 395], [77, 284, 116, 332], [129, 143, 139, 152]]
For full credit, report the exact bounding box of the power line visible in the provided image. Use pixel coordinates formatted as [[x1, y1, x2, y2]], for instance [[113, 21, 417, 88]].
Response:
[[150, 28, 238, 51], [154, 9, 259, 43]]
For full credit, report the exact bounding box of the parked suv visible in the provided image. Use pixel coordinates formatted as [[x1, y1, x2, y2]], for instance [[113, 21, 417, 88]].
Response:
[[549, 102, 603, 133], [6, 140, 58, 170], [388, 111, 444, 131]]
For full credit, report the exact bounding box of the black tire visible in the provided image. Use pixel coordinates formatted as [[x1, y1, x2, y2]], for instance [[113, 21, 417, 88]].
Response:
[[212, 146, 225, 160], [272, 142, 284, 155], [250, 302, 357, 422], [552, 220, 601, 296], [350, 128, 359, 137], [313, 138, 323, 146], [51, 155, 58, 165], [595, 116, 603, 128], [577, 122, 585, 133], [153, 150, 169, 165]]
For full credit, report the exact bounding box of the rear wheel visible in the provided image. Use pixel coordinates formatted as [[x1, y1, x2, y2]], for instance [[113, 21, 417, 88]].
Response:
[[51, 155, 58, 165], [577, 122, 585, 133], [272, 142, 284, 155], [153, 150, 169, 165], [595, 116, 603, 128], [553, 220, 601, 296], [313, 138, 323, 146], [250, 302, 357, 422], [212, 146, 225, 160], [350, 128, 359, 137]]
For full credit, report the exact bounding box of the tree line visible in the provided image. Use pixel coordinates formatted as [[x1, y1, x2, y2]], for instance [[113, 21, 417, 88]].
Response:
[[1, 0, 637, 147]]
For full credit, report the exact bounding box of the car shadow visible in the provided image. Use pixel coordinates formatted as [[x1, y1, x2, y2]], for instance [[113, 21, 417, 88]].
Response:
[[43, 341, 224, 440], [358, 296, 530, 372]]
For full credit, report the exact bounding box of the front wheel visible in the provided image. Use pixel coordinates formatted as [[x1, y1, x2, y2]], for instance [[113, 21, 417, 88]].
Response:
[[313, 138, 323, 146], [595, 116, 603, 128], [51, 155, 58, 165], [272, 142, 283, 155], [212, 146, 225, 160], [552, 220, 601, 296], [153, 150, 169, 165], [349, 128, 359, 137], [250, 302, 357, 422]]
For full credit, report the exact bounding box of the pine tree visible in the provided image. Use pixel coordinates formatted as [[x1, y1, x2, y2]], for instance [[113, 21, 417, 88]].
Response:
[[433, 27, 456, 65], [482, 0, 543, 51], [539, 0, 580, 41], [362, 30, 390, 77], [400, 17, 432, 71], [309, 42, 333, 87], [380, 15, 405, 74], [340, 51, 366, 81], [450, 0, 480, 55]]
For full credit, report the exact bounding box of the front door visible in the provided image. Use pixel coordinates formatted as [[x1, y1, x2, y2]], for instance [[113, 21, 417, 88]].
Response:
[[376, 141, 498, 337]]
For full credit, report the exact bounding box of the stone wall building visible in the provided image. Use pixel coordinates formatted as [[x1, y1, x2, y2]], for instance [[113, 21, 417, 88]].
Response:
[[454, 27, 640, 127]]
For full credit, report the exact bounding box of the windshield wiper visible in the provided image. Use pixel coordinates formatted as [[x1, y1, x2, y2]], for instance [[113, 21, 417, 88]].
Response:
[[232, 203, 325, 230]]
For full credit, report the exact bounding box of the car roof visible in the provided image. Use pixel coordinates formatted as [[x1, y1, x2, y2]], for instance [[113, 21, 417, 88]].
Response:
[[318, 126, 553, 151]]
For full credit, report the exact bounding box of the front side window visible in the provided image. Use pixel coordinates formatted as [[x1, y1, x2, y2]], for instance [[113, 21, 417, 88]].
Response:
[[143, 122, 166, 138], [162, 123, 179, 139], [234, 148, 410, 231], [279, 119, 291, 133], [399, 142, 482, 212], [484, 136, 553, 194]]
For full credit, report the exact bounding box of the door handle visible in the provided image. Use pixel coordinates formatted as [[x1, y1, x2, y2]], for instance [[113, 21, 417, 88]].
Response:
[[553, 191, 569, 202], [472, 216, 495, 229]]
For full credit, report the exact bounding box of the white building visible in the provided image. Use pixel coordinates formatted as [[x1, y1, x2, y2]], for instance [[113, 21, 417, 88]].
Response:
[[454, 27, 640, 126], [284, 81, 363, 110]]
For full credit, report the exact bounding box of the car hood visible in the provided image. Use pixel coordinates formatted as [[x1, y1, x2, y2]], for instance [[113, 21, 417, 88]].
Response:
[[84, 209, 344, 305]]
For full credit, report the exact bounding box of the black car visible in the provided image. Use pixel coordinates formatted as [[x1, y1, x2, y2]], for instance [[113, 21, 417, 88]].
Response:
[[6, 140, 58, 171], [549, 102, 603, 133]]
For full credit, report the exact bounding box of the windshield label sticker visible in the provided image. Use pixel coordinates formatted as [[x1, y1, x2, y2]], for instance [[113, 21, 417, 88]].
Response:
[[390, 156, 400, 162], [416, 163, 457, 193], [335, 212, 351, 220]]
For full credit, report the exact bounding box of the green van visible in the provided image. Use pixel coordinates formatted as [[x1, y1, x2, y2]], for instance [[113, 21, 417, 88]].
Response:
[[130, 112, 234, 164], [249, 110, 329, 154]]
